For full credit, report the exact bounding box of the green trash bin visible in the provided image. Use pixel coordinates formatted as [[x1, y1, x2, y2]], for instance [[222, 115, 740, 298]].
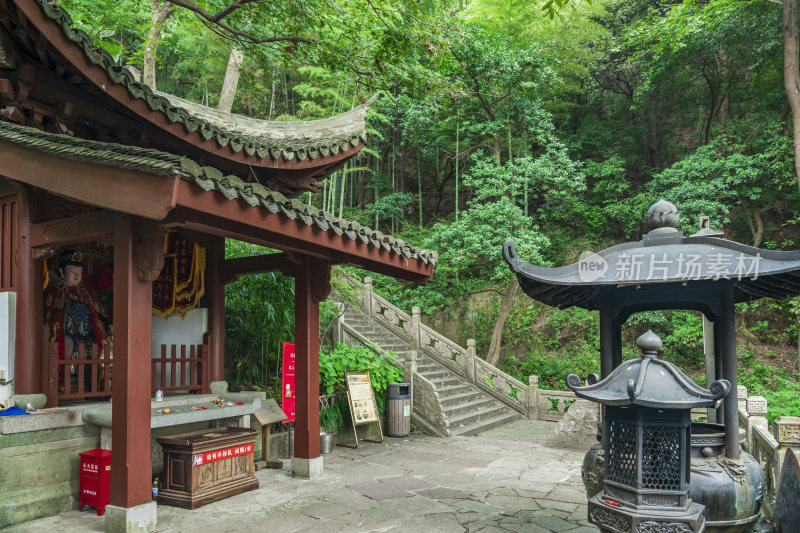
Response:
[[386, 383, 411, 437]]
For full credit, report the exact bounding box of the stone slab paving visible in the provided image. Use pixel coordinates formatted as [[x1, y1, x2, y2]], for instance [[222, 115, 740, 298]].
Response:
[[5, 419, 595, 532]]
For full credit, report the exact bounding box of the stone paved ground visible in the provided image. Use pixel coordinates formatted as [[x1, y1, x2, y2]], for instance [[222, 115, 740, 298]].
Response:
[[7, 420, 595, 532]]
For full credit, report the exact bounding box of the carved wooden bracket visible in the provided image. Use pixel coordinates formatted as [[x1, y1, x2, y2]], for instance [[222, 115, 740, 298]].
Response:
[[138, 230, 166, 282], [311, 263, 331, 303], [31, 246, 56, 260]]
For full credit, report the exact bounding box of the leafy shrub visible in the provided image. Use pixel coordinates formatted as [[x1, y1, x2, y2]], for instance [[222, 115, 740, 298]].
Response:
[[318, 343, 404, 432]]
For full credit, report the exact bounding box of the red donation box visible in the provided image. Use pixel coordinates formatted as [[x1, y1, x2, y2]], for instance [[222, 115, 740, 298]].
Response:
[[79, 448, 112, 516], [282, 342, 296, 423]]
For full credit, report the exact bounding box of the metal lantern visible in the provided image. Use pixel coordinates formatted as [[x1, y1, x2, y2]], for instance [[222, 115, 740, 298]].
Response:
[[567, 330, 731, 533]]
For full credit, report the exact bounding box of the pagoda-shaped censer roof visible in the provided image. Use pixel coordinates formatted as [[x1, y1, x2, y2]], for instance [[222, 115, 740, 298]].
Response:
[[504, 200, 800, 309], [566, 330, 730, 410]]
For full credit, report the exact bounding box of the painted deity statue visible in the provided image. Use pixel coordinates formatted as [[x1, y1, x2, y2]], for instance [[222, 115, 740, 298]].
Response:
[[44, 250, 110, 383]]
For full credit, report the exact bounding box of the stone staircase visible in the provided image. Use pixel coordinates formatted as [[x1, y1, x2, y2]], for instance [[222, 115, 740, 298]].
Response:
[[335, 292, 521, 437]]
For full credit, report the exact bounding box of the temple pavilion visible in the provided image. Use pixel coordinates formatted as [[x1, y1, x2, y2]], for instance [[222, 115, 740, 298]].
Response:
[[0, 0, 435, 529]]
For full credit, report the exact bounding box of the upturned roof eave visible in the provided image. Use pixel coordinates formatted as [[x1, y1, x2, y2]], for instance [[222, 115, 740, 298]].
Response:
[[21, 0, 370, 172], [504, 233, 800, 308], [0, 120, 438, 278]]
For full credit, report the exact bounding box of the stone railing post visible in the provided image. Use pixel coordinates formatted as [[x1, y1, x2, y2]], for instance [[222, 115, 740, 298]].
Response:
[[335, 306, 344, 345], [465, 339, 476, 382], [363, 276, 373, 316], [773, 415, 799, 491], [405, 350, 418, 413], [527, 375, 539, 420], [775, 416, 800, 450], [411, 306, 422, 349], [738, 385, 748, 412], [746, 395, 768, 453]]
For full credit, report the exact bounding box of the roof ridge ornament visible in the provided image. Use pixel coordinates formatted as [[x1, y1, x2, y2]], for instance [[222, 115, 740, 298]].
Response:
[[635, 330, 662, 358], [690, 215, 724, 238], [646, 199, 680, 233]]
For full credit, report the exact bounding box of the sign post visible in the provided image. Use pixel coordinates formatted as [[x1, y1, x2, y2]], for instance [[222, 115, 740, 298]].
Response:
[[253, 399, 287, 471], [338, 370, 384, 448]]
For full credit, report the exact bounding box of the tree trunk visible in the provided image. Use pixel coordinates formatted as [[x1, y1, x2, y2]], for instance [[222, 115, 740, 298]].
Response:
[[486, 277, 518, 366], [218, 48, 244, 113], [357, 165, 365, 209], [784, 0, 800, 192], [742, 201, 764, 248], [797, 314, 800, 374], [143, 1, 174, 89], [269, 75, 277, 120]]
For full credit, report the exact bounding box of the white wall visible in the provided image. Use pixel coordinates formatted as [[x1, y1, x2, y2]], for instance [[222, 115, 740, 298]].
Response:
[[0, 292, 16, 405], [151, 308, 208, 389]]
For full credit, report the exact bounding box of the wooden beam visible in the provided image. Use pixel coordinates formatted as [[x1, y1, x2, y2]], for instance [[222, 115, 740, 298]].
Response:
[[220, 252, 298, 284], [30, 209, 115, 248], [0, 139, 180, 220], [174, 182, 434, 283]]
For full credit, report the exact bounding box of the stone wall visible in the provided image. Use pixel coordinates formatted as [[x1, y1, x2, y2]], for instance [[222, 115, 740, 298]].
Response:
[[0, 423, 99, 528]]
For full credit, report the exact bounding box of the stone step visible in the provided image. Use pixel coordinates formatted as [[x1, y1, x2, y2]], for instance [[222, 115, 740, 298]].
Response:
[[439, 390, 486, 407], [375, 344, 411, 351], [337, 295, 521, 437], [447, 404, 510, 429], [347, 324, 384, 334], [450, 411, 520, 436], [443, 397, 498, 417], [435, 383, 473, 396], [428, 377, 462, 388], [418, 370, 450, 380]]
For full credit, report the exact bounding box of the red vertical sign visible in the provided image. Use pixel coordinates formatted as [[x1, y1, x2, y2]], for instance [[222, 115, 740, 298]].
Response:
[[281, 342, 296, 423]]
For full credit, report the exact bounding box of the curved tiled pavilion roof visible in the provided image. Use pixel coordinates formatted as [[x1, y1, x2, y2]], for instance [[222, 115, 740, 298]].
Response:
[[0, 120, 438, 272], [9, 0, 370, 194]]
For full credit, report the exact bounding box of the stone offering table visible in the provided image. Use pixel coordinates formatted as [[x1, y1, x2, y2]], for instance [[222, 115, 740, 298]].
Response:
[[81, 393, 262, 449]]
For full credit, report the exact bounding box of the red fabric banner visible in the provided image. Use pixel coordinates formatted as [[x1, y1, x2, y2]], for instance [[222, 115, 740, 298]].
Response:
[[282, 342, 296, 424]]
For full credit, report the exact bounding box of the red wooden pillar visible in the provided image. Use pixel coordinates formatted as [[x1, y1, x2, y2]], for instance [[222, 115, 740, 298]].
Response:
[[292, 257, 330, 477], [206, 236, 225, 387], [110, 216, 154, 507], [14, 187, 43, 395]]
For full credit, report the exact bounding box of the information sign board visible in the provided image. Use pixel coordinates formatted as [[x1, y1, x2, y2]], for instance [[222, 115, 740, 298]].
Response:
[[346, 372, 380, 425], [339, 370, 384, 448]]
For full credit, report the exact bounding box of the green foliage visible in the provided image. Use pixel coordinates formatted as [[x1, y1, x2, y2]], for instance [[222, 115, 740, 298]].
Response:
[[738, 355, 800, 422], [318, 343, 403, 432], [224, 240, 294, 392], [364, 193, 416, 223], [319, 402, 346, 433], [319, 343, 403, 396], [64, 0, 800, 420], [648, 128, 798, 242]]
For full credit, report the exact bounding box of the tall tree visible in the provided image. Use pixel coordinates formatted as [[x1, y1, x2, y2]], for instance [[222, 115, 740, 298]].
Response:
[[783, 0, 800, 192], [143, 0, 175, 89], [218, 48, 244, 112]]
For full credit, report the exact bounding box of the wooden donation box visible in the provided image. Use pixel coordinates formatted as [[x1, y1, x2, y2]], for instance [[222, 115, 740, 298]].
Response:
[[157, 427, 259, 508]]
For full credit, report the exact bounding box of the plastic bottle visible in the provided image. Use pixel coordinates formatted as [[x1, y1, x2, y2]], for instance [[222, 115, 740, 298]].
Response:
[[152, 477, 159, 499]]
